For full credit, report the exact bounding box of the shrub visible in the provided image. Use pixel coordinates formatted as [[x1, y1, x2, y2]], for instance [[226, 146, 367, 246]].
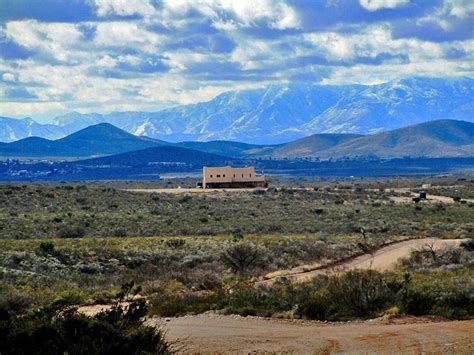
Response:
[[0, 301, 173, 354], [299, 270, 397, 320], [52, 289, 87, 306], [165, 239, 186, 249], [221, 243, 264, 275], [37, 241, 55, 255], [57, 225, 86, 238], [460, 238, 474, 252]]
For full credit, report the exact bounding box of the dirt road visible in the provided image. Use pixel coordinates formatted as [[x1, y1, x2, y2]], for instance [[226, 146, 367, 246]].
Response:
[[157, 313, 474, 354], [124, 188, 261, 194], [263, 238, 465, 283]]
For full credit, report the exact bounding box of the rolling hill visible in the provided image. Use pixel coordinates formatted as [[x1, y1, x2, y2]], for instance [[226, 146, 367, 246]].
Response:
[[1, 119, 472, 161], [267, 134, 363, 158], [0, 123, 167, 157], [316, 120, 474, 159], [177, 140, 280, 158], [76, 145, 231, 168]]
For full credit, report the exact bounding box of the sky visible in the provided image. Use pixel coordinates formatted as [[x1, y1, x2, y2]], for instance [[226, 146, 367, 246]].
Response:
[[0, 0, 473, 121]]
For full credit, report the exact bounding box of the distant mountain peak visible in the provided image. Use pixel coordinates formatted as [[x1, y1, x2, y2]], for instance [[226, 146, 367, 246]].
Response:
[[1, 77, 473, 144]]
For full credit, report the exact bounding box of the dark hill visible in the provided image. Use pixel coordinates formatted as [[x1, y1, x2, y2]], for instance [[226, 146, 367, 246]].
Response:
[[177, 140, 280, 158], [268, 134, 363, 158], [0, 123, 167, 157], [76, 145, 231, 167], [320, 120, 474, 158]]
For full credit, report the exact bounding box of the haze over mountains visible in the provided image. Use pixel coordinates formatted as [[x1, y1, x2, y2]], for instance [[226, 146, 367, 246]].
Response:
[[1, 77, 473, 144], [1, 120, 472, 161]]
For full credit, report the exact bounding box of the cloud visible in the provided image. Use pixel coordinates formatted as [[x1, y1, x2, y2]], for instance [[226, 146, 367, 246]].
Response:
[[95, 0, 156, 18], [93, 22, 163, 53], [0, 0, 472, 119], [4, 20, 85, 63], [359, 0, 410, 12], [2, 72, 15, 81], [391, 1, 474, 42], [161, 0, 300, 30]]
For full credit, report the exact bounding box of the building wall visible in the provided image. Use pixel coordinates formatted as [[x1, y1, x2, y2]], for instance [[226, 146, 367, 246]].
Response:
[[203, 166, 265, 188]]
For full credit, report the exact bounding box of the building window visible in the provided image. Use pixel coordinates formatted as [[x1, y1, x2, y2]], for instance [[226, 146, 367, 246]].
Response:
[[233, 174, 235, 178], [223, 174, 226, 178], [210, 174, 213, 178], [217, 174, 221, 178], [250, 173, 252, 177], [242, 174, 244, 177]]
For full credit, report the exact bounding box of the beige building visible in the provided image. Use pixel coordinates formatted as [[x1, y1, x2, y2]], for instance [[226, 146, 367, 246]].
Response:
[[202, 166, 266, 188]]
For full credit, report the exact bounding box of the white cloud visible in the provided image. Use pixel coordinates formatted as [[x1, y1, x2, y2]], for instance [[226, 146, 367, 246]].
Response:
[[0, 101, 67, 117], [5, 20, 84, 63], [446, 0, 474, 18], [359, 0, 410, 12], [95, 0, 156, 17], [2, 73, 16, 82], [0, 0, 472, 120], [94, 22, 162, 53], [303, 25, 451, 63], [161, 0, 300, 30], [322, 59, 473, 85]]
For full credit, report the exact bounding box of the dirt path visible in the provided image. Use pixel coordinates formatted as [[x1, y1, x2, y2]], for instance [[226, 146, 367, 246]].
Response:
[[124, 188, 262, 194], [262, 238, 465, 283], [156, 313, 474, 354], [388, 187, 474, 204]]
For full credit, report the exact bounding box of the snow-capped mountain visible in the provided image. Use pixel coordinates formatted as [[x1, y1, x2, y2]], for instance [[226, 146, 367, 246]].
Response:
[[1, 77, 473, 144], [0, 116, 65, 142]]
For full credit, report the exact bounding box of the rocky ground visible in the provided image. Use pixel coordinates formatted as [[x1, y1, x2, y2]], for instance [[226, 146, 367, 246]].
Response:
[[154, 312, 474, 354]]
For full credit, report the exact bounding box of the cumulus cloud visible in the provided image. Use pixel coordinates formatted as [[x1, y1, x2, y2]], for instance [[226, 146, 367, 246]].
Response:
[[0, 0, 472, 119], [161, 0, 300, 30], [95, 0, 156, 18], [359, 0, 410, 12], [2, 72, 15, 81]]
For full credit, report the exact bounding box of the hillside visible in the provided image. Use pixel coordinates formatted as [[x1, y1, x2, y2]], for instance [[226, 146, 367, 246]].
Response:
[[76, 145, 231, 167], [177, 140, 279, 158], [267, 134, 362, 158], [0, 123, 166, 157], [2, 77, 473, 144], [318, 120, 474, 159]]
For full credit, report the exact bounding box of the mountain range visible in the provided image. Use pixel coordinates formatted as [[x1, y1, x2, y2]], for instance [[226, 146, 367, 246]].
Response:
[[1, 77, 473, 144], [1, 119, 472, 160], [0, 124, 166, 157]]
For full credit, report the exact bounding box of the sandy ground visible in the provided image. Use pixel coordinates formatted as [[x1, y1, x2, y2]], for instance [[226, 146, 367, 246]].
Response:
[[268, 237, 465, 283], [126, 186, 474, 205], [77, 237, 469, 353], [388, 187, 474, 204], [155, 313, 474, 354], [124, 188, 263, 194]]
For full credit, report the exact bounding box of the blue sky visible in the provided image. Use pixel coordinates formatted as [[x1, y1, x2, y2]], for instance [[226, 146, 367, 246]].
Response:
[[0, 0, 473, 121]]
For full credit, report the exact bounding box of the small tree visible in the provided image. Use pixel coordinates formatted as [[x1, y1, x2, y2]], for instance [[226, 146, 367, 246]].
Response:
[[221, 243, 264, 275]]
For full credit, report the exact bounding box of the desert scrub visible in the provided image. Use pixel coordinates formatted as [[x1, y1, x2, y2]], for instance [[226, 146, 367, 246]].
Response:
[[146, 268, 474, 321], [0, 294, 173, 354], [1, 183, 472, 239]]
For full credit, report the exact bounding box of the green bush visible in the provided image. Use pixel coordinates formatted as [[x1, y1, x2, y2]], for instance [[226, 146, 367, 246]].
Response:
[[221, 243, 265, 275], [52, 289, 87, 306], [37, 241, 55, 255], [165, 239, 186, 249], [0, 299, 173, 354], [57, 225, 86, 238], [299, 270, 397, 320], [400, 276, 473, 319], [149, 291, 221, 317]]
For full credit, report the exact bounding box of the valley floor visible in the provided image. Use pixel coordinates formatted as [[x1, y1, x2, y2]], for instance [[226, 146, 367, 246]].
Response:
[[157, 313, 474, 354]]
